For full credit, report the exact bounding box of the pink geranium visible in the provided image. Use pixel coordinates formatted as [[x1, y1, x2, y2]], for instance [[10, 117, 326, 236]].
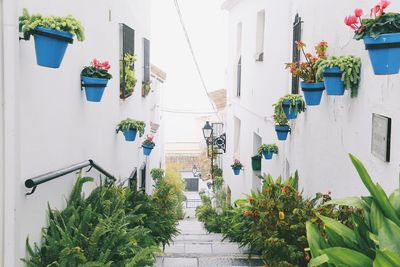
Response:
[[91, 58, 111, 70]]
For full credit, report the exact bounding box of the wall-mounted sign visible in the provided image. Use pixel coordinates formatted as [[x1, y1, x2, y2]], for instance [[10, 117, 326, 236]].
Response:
[[371, 113, 391, 162]]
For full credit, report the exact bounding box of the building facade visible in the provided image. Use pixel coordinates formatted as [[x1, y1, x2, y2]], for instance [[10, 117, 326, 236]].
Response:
[[0, 0, 165, 265], [222, 0, 400, 202]]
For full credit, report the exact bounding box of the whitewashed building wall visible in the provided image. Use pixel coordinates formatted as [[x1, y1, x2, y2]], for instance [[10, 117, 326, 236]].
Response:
[[222, 0, 400, 203], [0, 0, 166, 265]]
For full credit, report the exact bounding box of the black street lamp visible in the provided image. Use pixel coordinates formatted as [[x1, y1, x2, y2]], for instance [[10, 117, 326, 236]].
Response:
[[192, 165, 201, 178], [202, 121, 213, 142]]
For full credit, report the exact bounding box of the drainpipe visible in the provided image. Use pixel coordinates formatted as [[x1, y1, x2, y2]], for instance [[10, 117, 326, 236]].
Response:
[[0, 0, 4, 264], [2, 0, 19, 265]]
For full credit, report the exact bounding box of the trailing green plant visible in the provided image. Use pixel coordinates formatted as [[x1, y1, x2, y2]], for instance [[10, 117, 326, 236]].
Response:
[[273, 94, 306, 120], [316, 56, 362, 97], [116, 118, 146, 136], [274, 111, 289, 126], [120, 53, 137, 94], [19, 8, 85, 41], [22, 175, 160, 266], [307, 154, 400, 267], [81, 58, 113, 80], [142, 80, 152, 96], [257, 144, 279, 156]]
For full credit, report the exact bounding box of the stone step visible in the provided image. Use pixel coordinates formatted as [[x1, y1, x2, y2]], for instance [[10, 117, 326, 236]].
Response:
[[156, 256, 263, 267]]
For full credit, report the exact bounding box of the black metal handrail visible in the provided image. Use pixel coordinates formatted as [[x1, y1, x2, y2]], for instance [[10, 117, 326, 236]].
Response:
[[24, 160, 116, 196]]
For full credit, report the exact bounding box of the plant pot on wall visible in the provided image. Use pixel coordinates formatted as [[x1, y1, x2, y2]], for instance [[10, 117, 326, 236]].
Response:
[[301, 82, 325, 106], [323, 67, 345, 96], [122, 129, 138, 141], [142, 144, 154, 156], [263, 151, 273, 160], [251, 156, 262, 171], [33, 27, 73, 68], [282, 100, 300, 119], [232, 167, 241, 175], [275, 125, 290, 141], [81, 76, 108, 102]]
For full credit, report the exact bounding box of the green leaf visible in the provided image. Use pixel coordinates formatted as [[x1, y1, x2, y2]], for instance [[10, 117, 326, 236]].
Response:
[[373, 250, 400, 267], [318, 215, 358, 249], [322, 247, 373, 267], [324, 197, 365, 208], [306, 221, 328, 258], [378, 219, 400, 254], [309, 254, 329, 267], [389, 189, 400, 217]]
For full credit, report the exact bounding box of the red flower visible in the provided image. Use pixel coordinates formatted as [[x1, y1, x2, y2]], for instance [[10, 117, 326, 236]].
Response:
[[146, 135, 154, 141], [344, 15, 358, 26], [281, 186, 287, 194], [354, 8, 363, 17], [380, 0, 391, 9]]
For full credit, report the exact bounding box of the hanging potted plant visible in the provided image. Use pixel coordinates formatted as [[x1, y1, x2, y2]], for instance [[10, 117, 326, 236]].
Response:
[[251, 155, 262, 171], [316, 56, 362, 97], [273, 94, 305, 120], [81, 59, 112, 102], [116, 118, 146, 142], [258, 144, 278, 160], [231, 159, 243, 175], [273, 112, 291, 141], [142, 135, 155, 156], [19, 9, 85, 68], [345, 1, 400, 75], [285, 41, 328, 106]]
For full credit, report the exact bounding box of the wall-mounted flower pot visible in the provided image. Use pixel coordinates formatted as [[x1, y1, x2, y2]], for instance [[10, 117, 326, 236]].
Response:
[[282, 100, 299, 119], [301, 82, 325, 106], [323, 67, 345, 96], [232, 167, 241, 175], [81, 76, 108, 102], [251, 156, 261, 171], [275, 125, 290, 141], [262, 150, 273, 160], [142, 144, 154, 156], [122, 129, 138, 142], [33, 27, 73, 68], [364, 33, 400, 75]]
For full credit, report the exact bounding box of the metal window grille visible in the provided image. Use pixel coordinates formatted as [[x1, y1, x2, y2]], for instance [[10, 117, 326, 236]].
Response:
[[292, 14, 302, 94], [119, 23, 135, 99], [236, 56, 242, 97]]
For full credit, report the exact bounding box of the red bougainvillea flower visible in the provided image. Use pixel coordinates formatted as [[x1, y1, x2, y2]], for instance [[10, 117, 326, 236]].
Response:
[[354, 8, 363, 17]]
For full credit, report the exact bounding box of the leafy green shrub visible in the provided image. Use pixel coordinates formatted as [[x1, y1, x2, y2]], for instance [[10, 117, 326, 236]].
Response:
[[273, 94, 306, 120], [257, 144, 279, 156], [196, 193, 225, 233], [115, 118, 146, 136], [19, 8, 85, 41], [316, 56, 361, 97], [165, 164, 186, 220], [120, 53, 137, 94], [307, 154, 400, 266]]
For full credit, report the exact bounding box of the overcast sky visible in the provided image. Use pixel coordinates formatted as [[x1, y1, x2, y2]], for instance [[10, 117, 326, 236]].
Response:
[[151, 0, 227, 143]]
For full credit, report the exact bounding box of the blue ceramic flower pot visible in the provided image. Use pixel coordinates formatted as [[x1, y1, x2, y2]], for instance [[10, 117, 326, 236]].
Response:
[[364, 33, 400, 75], [143, 144, 154, 156], [33, 27, 73, 68], [122, 129, 138, 142], [323, 67, 345, 96], [262, 150, 273, 160], [275, 125, 290, 141], [282, 100, 300, 120], [233, 168, 241, 175], [81, 76, 108, 102], [301, 82, 325, 106]]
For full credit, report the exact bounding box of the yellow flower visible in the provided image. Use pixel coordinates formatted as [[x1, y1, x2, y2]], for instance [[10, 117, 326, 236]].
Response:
[[279, 211, 285, 220]]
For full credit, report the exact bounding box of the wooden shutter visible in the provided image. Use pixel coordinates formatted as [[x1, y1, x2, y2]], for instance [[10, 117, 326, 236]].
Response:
[[119, 23, 135, 99]]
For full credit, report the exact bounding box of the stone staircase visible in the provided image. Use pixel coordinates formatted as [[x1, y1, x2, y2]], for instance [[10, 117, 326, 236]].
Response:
[[156, 219, 263, 267]]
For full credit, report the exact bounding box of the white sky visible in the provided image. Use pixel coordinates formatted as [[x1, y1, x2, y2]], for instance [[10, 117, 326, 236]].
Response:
[[151, 0, 227, 143]]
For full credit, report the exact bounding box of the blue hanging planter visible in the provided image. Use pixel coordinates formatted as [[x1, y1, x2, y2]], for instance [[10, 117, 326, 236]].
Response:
[[143, 144, 154, 156], [33, 27, 73, 68], [275, 125, 290, 141], [364, 33, 400, 75], [282, 100, 299, 120], [81, 76, 108, 102], [301, 82, 325, 106], [122, 129, 138, 142], [262, 150, 273, 160], [232, 168, 241, 175], [323, 67, 345, 96]]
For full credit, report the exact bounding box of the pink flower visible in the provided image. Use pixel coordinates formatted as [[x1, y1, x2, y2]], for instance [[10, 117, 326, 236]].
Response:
[[354, 8, 363, 17], [380, 0, 391, 9], [146, 135, 154, 141], [344, 15, 358, 26]]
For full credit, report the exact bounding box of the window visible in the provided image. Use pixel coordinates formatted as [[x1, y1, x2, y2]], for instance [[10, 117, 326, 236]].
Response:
[[236, 23, 242, 97], [255, 10, 265, 62], [139, 164, 146, 190], [142, 38, 151, 97], [119, 23, 136, 99], [291, 14, 302, 94], [234, 117, 241, 157]]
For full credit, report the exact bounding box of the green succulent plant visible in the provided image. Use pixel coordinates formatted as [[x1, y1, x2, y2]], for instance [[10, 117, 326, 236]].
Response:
[[258, 144, 279, 155], [116, 118, 146, 137]]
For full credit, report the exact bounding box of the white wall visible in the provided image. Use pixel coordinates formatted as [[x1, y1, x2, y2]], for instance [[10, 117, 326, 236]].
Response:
[[223, 0, 400, 202], [1, 0, 166, 265]]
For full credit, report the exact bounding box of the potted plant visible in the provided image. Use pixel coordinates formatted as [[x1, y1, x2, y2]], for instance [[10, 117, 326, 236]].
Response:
[[19, 9, 85, 68], [231, 159, 243, 175], [316, 56, 362, 97], [142, 135, 155, 156], [116, 118, 146, 142], [274, 112, 290, 141], [81, 59, 112, 102], [258, 144, 279, 160], [120, 53, 137, 97], [273, 94, 305, 120], [251, 155, 262, 171], [142, 80, 152, 97], [345, 1, 400, 75], [285, 41, 328, 106]]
